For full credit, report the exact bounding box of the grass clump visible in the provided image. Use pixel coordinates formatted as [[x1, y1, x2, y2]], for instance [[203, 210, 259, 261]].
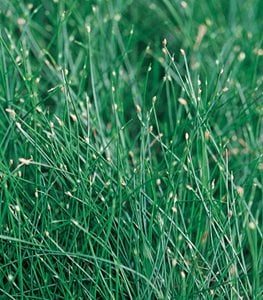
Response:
[[0, 0, 262, 299]]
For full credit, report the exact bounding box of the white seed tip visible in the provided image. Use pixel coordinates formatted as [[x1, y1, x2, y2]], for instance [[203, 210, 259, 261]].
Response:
[[178, 98, 187, 106], [7, 274, 14, 282], [17, 18, 26, 26], [18, 157, 33, 165], [180, 49, 185, 56], [136, 104, 141, 113], [5, 108, 16, 119], [248, 221, 256, 230], [181, 1, 188, 8], [162, 38, 167, 47], [86, 25, 91, 33], [70, 113, 77, 122]]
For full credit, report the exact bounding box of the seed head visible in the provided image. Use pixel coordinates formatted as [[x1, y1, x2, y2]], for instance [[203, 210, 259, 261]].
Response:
[[162, 38, 167, 47]]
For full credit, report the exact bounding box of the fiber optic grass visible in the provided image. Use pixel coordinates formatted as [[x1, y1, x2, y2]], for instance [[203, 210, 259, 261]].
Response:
[[0, 0, 262, 299]]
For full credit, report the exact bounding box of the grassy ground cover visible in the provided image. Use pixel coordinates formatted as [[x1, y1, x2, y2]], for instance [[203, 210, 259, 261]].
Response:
[[0, 0, 262, 299]]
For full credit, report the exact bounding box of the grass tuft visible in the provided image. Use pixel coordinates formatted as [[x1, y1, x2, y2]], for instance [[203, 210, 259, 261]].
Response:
[[0, 0, 262, 299]]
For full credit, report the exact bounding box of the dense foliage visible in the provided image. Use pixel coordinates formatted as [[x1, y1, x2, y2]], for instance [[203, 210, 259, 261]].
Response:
[[0, 0, 262, 299]]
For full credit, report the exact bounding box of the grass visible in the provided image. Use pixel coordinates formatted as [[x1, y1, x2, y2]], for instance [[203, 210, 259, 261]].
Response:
[[0, 0, 262, 299]]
